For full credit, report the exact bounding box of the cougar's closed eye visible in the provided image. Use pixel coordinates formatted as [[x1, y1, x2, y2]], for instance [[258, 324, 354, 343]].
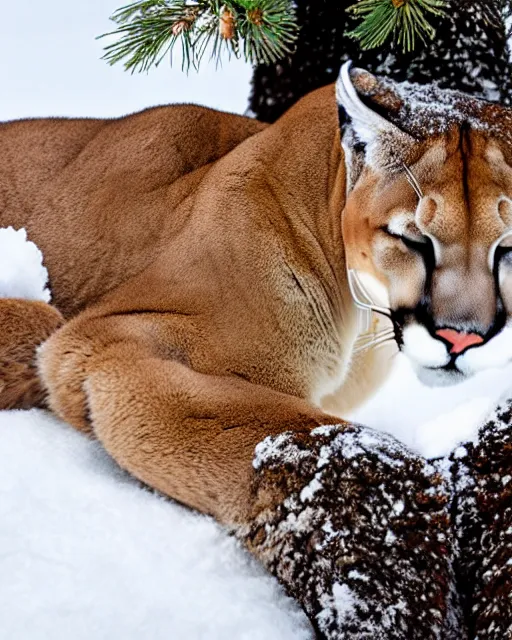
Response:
[[381, 225, 430, 251]]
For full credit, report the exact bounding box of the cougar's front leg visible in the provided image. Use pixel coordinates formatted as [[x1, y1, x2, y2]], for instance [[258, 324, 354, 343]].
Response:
[[0, 299, 63, 409], [39, 313, 458, 639], [38, 314, 120, 434], [38, 312, 332, 521]]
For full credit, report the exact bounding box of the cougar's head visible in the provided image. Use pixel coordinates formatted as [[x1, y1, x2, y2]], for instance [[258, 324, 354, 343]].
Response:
[[337, 62, 512, 386]]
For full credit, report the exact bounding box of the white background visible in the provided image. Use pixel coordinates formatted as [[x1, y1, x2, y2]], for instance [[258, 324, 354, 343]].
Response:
[[0, 0, 252, 120]]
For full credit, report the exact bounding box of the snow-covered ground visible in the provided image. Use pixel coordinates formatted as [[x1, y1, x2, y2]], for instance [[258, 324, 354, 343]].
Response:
[[0, 410, 312, 640], [2, 3, 512, 637], [350, 354, 512, 459]]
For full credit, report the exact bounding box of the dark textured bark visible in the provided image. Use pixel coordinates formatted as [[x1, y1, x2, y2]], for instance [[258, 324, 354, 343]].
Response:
[[236, 424, 465, 639], [250, 1, 512, 122], [451, 402, 512, 639], [235, 408, 512, 639]]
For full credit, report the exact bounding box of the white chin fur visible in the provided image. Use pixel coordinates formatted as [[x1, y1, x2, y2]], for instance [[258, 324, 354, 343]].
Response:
[[402, 324, 450, 369], [456, 324, 512, 375], [403, 321, 512, 385], [413, 364, 464, 388]]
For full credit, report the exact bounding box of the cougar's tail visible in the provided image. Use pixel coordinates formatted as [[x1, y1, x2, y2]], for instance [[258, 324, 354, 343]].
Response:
[[0, 299, 63, 410]]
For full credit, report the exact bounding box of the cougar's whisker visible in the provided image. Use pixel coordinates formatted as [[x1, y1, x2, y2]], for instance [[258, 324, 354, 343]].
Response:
[[353, 333, 395, 354], [372, 332, 395, 346], [402, 163, 423, 199], [354, 324, 394, 339], [354, 327, 394, 346], [354, 335, 394, 353], [347, 270, 392, 319]]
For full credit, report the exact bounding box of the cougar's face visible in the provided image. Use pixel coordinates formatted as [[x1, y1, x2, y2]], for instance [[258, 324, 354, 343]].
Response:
[[337, 62, 512, 385]]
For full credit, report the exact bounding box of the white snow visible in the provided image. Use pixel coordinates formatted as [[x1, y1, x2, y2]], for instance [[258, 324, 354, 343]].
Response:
[[331, 582, 358, 623], [300, 475, 323, 502], [0, 410, 312, 640], [253, 432, 311, 470], [317, 582, 359, 632], [347, 570, 370, 583], [350, 352, 512, 459], [0, 227, 50, 302], [392, 501, 405, 516]]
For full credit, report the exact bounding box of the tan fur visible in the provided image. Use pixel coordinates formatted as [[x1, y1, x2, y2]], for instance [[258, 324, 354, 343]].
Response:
[[1, 90, 364, 525], [0, 299, 63, 409], [5, 74, 510, 526]]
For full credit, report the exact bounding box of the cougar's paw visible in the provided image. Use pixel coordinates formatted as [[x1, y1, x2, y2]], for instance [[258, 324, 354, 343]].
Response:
[[0, 299, 63, 409], [238, 424, 462, 640], [0, 358, 47, 410]]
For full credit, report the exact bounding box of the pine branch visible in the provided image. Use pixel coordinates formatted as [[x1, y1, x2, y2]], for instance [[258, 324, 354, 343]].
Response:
[[99, 0, 298, 72], [346, 0, 448, 52], [100, 0, 512, 74]]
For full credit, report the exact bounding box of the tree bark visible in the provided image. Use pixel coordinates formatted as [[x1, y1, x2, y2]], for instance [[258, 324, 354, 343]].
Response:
[[250, 0, 512, 122]]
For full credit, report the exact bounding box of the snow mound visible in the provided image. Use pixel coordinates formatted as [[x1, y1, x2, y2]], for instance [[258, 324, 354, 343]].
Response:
[[350, 353, 512, 459], [0, 410, 312, 640], [0, 226, 50, 302]]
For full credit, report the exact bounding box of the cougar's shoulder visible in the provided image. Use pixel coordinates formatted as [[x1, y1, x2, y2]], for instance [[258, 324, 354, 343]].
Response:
[[0, 105, 267, 316]]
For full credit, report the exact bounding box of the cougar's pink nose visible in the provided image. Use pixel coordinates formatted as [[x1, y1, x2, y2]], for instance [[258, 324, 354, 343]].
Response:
[[435, 328, 484, 355]]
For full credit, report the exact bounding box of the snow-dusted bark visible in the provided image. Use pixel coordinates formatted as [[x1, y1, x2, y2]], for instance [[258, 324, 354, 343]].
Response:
[[250, 1, 512, 122], [237, 408, 511, 639], [451, 401, 512, 639], [237, 424, 465, 639]]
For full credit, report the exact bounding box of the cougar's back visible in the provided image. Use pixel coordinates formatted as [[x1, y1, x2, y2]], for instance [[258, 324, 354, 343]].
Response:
[[0, 106, 267, 316]]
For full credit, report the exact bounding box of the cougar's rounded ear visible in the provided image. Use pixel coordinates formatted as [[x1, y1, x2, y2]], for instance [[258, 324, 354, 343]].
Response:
[[336, 61, 415, 171]]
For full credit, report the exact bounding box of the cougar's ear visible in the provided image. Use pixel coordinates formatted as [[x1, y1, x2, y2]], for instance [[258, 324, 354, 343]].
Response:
[[336, 61, 416, 176]]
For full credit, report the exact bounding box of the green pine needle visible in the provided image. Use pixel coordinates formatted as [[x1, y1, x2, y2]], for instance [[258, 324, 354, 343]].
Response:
[[347, 0, 448, 52], [100, 0, 512, 74], [99, 0, 298, 73]]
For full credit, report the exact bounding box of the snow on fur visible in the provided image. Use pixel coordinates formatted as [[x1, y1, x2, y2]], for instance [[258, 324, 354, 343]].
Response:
[[0, 226, 50, 301], [349, 68, 512, 146], [243, 410, 512, 639], [451, 403, 512, 638]]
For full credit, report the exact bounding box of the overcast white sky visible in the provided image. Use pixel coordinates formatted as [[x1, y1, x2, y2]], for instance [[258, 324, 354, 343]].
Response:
[[0, 0, 252, 120]]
